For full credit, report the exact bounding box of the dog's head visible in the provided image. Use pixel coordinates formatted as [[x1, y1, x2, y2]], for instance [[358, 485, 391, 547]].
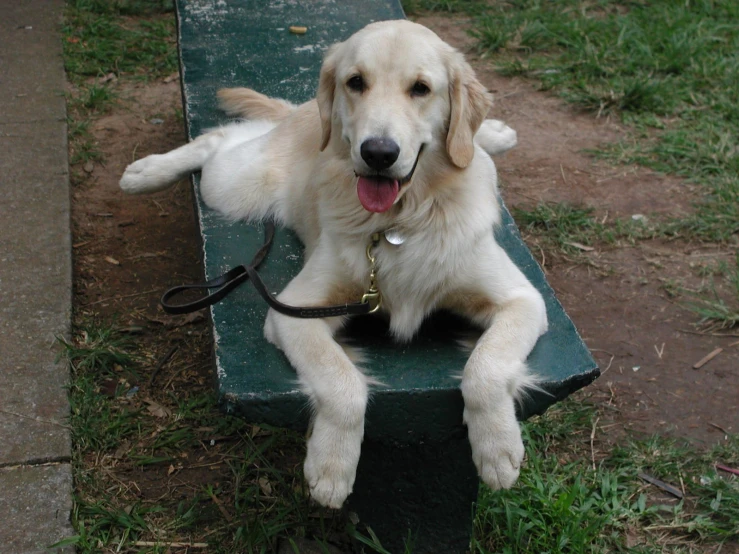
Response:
[[317, 20, 492, 213]]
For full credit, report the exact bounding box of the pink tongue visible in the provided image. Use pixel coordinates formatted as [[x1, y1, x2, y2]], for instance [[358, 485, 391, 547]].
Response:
[[357, 176, 400, 213]]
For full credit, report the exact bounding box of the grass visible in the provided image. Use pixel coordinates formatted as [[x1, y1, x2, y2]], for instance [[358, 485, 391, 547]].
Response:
[[63, 0, 177, 82], [58, 320, 738, 553], [686, 252, 739, 330], [63, 0, 178, 172], [58, 320, 351, 553], [512, 202, 652, 255], [473, 400, 739, 553]]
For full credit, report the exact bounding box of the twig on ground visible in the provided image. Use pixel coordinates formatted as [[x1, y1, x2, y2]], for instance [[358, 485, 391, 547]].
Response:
[[638, 472, 683, 499], [590, 416, 600, 472], [709, 422, 732, 435], [164, 363, 198, 390], [692, 347, 723, 369], [134, 542, 208, 548], [590, 349, 615, 373], [84, 288, 158, 306], [679, 329, 739, 338], [654, 342, 665, 359], [678, 468, 686, 498], [716, 463, 739, 476], [208, 489, 234, 522], [149, 345, 179, 387]]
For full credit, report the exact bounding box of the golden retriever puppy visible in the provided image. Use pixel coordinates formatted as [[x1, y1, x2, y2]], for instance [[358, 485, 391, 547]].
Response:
[[120, 20, 546, 509]]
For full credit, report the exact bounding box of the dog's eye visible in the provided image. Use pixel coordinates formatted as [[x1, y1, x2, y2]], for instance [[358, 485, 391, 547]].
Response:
[[346, 75, 366, 93], [411, 81, 430, 97]]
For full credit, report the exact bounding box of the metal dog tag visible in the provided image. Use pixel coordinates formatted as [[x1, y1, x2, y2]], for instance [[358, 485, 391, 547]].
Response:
[[384, 228, 405, 245]]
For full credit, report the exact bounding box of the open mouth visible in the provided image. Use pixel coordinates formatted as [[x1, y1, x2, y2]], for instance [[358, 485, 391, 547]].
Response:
[[356, 146, 424, 213]]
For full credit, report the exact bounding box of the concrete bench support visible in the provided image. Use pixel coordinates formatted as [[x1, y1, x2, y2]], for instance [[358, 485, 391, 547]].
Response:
[[350, 434, 479, 552], [174, 0, 599, 551]]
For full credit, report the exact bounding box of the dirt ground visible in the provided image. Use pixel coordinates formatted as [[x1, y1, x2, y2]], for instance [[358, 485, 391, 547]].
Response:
[[70, 15, 738, 520]]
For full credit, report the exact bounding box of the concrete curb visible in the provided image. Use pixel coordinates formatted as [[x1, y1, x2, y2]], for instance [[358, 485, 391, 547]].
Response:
[[0, 0, 74, 551]]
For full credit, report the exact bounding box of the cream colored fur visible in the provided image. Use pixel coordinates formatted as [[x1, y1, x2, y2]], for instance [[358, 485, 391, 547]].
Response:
[[120, 20, 547, 509]]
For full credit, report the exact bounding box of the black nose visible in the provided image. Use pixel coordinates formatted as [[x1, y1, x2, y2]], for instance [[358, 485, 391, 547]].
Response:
[[360, 138, 400, 170]]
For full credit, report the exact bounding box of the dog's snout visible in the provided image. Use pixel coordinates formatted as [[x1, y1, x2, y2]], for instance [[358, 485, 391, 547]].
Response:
[[360, 138, 400, 170]]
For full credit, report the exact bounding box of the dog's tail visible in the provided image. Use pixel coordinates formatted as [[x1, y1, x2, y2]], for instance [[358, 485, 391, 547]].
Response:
[[217, 88, 296, 121]]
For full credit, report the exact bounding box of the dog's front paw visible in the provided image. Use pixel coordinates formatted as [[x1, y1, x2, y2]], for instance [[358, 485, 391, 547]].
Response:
[[465, 407, 525, 490], [119, 155, 178, 194], [303, 418, 363, 509]]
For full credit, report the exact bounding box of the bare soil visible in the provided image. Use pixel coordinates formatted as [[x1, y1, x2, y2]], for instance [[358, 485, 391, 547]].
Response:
[[70, 15, 737, 543]]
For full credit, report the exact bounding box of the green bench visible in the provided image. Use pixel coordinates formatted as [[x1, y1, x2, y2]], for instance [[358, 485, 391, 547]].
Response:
[[174, 0, 599, 551]]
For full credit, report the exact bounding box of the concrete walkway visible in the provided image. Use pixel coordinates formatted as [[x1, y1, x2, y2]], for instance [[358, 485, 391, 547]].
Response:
[[0, 0, 74, 551]]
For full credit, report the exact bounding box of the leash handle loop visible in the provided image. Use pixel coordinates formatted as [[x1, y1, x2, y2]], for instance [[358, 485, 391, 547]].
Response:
[[160, 222, 374, 318]]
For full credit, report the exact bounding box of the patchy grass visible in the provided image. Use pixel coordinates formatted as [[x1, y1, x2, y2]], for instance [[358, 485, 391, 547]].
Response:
[[63, 0, 178, 175], [57, 320, 350, 553], [685, 252, 739, 330], [63, 0, 177, 82], [512, 202, 652, 257], [61, 2, 738, 552], [473, 399, 739, 553], [59, 321, 738, 553]]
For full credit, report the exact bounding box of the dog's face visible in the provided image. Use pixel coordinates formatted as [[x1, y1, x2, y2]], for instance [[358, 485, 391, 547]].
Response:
[[317, 20, 492, 213]]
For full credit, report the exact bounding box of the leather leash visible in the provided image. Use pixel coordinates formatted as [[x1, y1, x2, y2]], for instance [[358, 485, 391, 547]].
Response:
[[160, 222, 382, 318]]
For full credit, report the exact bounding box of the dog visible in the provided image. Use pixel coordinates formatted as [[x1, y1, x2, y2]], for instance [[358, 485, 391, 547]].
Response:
[[120, 20, 548, 509]]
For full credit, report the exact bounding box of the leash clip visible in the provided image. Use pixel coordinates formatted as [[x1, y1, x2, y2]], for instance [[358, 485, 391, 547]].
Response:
[[362, 233, 383, 313], [361, 288, 382, 313]]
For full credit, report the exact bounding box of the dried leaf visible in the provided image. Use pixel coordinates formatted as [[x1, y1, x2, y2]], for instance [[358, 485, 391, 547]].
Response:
[[258, 477, 272, 495], [144, 399, 172, 418]]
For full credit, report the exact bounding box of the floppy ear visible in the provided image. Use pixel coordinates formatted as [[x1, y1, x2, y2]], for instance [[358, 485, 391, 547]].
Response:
[[446, 54, 493, 168], [317, 45, 339, 151]]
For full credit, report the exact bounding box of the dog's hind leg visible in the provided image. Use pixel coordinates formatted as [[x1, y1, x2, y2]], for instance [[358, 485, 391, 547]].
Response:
[[195, 122, 288, 223], [120, 129, 225, 194], [119, 120, 276, 196]]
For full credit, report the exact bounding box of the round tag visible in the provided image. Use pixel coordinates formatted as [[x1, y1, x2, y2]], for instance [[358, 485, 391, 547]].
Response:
[[384, 228, 405, 245]]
